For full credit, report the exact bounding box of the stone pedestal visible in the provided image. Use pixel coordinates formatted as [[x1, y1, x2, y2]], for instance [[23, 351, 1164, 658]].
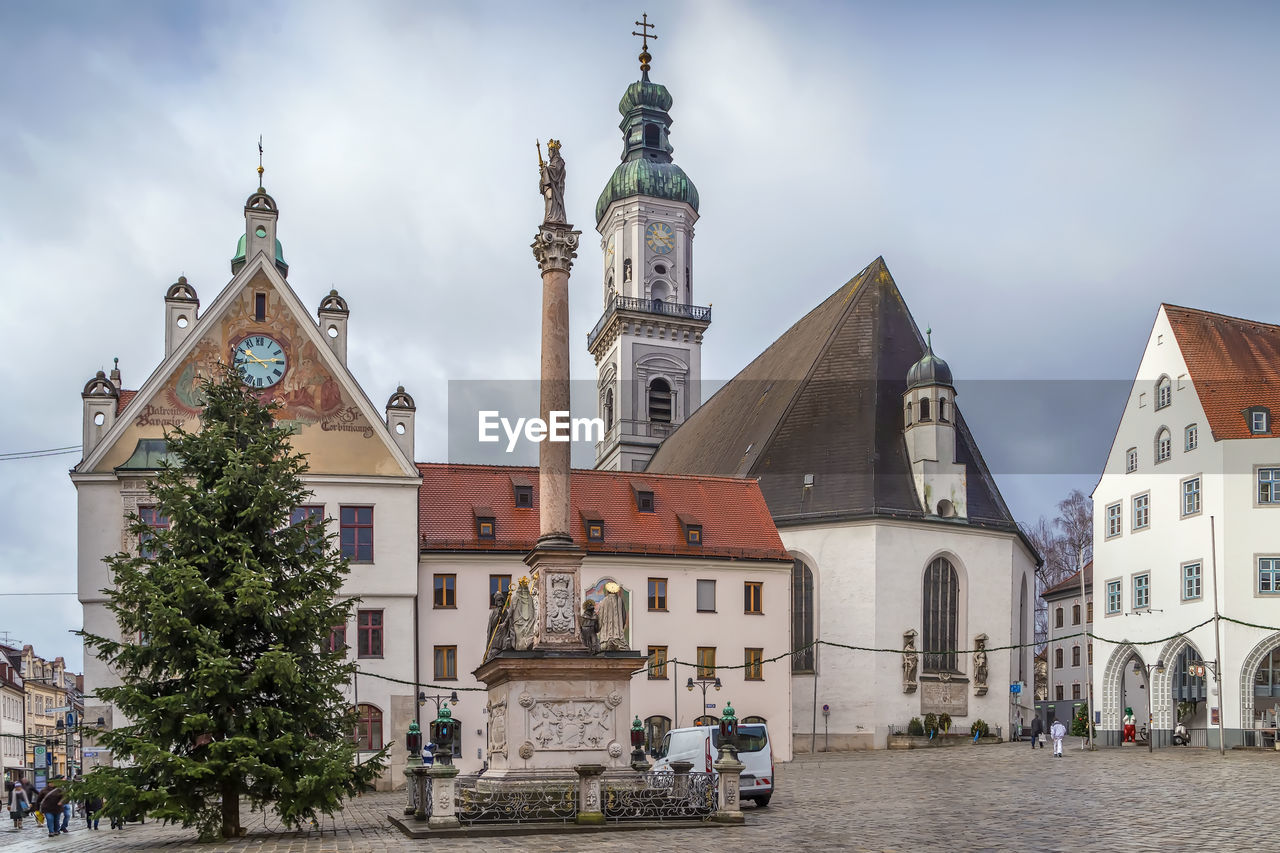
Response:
[[574, 763, 606, 825], [712, 747, 745, 825], [403, 754, 422, 816], [425, 764, 460, 829], [473, 651, 643, 780], [406, 766, 430, 821], [525, 544, 587, 650]]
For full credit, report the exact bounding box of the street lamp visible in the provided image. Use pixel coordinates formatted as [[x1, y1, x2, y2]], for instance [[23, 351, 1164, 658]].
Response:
[[418, 690, 459, 713], [418, 691, 459, 764], [686, 675, 722, 725], [1133, 658, 1165, 753]]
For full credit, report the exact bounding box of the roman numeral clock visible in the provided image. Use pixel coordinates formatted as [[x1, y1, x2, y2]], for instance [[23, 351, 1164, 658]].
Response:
[[232, 335, 288, 388]]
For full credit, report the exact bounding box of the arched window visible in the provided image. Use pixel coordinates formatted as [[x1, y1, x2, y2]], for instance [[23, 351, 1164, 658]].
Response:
[[791, 557, 815, 673], [644, 715, 671, 754], [905, 402, 913, 427], [604, 388, 614, 430], [353, 704, 382, 751], [919, 397, 931, 422], [693, 715, 718, 728], [1155, 427, 1172, 463], [938, 397, 949, 423], [1072, 603, 1081, 625], [742, 715, 767, 724], [649, 378, 672, 423], [922, 557, 958, 672], [1055, 607, 1063, 628], [1156, 376, 1172, 410], [1054, 648, 1063, 668], [644, 123, 660, 147]]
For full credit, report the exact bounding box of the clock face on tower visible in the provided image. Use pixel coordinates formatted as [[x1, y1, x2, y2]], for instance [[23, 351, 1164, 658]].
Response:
[[645, 222, 675, 255], [233, 335, 288, 388]]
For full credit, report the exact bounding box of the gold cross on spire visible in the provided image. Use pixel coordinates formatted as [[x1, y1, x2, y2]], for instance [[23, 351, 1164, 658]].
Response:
[[632, 12, 657, 76], [257, 135, 265, 191]]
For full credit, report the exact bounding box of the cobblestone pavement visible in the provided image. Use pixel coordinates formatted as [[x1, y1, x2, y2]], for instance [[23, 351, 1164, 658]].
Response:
[[2, 744, 1276, 852]]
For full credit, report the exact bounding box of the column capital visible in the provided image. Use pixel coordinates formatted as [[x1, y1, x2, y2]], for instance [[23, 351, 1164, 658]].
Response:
[[532, 224, 581, 274]]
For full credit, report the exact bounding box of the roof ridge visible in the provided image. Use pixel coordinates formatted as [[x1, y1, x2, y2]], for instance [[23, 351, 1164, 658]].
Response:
[[416, 460, 763, 485]]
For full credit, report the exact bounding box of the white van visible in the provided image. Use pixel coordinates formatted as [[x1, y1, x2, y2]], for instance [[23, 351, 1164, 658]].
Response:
[[651, 723, 774, 806]]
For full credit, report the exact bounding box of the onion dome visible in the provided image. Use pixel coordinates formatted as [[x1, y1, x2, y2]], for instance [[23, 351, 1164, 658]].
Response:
[[596, 58, 699, 224], [907, 329, 954, 389]]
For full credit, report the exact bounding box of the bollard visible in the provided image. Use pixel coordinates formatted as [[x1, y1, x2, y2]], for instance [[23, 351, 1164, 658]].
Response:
[[711, 745, 745, 825], [424, 763, 460, 829], [574, 763, 607, 825]]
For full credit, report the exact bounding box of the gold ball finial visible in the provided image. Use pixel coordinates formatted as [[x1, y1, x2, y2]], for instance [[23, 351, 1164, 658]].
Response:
[[639, 49, 651, 73]]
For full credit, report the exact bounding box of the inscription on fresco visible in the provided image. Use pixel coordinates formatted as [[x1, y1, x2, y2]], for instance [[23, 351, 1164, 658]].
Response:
[[133, 404, 188, 428]]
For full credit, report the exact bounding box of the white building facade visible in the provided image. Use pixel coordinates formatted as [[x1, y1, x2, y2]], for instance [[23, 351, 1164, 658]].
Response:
[[1092, 303, 1280, 747]]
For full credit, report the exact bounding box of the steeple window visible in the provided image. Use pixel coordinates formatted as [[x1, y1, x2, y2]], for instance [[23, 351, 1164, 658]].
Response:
[[905, 402, 913, 427], [649, 378, 673, 423], [644, 123, 660, 148], [919, 397, 931, 422], [938, 397, 949, 423]]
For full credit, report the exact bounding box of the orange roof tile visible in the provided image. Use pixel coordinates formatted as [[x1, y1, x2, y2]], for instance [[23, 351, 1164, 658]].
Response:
[[1165, 304, 1280, 441], [116, 389, 138, 415], [1042, 562, 1091, 599], [418, 463, 790, 562]]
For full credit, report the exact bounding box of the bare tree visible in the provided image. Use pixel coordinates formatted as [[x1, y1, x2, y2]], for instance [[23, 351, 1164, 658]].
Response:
[[1021, 490, 1094, 650]]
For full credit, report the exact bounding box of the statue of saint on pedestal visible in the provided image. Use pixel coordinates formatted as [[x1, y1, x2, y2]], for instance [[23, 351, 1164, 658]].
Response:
[[972, 634, 989, 695], [902, 629, 919, 692], [598, 581, 628, 651], [509, 577, 537, 651], [580, 598, 600, 654], [538, 139, 567, 225], [485, 589, 512, 661]]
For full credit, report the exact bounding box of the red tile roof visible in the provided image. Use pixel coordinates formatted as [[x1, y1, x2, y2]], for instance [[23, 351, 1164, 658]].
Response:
[[117, 389, 138, 414], [1042, 561, 1091, 600], [1165, 304, 1280, 440], [418, 463, 790, 562]]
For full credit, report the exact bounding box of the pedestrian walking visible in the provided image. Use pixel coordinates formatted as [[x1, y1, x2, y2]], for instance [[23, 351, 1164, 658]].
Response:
[[83, 792, 102, 830], [38, 782, 65, 837], [7, 780, 30, 829], [1030, 716, 1044, 749], [1050, 718, 1067, 757]]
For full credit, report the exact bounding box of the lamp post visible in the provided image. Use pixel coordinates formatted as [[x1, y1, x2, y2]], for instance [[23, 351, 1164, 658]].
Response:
[[686, 675, 722, 725], [718, 701, 740, 758], [1133, 658, 1165, 753], [630, 715, 647, 769], [418, 691, 458, 765]]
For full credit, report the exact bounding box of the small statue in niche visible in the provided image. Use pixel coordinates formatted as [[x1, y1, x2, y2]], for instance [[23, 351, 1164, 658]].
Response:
[[623, 258, 632, 282], [598, 581, 629, 651], [902, 629, 919, 693], [973, 633, 989, 695], [509, 577, 537, 651], [580, 598, 600, 654]]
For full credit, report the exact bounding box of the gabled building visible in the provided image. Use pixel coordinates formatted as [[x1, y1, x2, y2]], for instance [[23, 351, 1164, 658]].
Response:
[[70, 184, 423, 789], [418, 463, 793, 774], [1092, 304, 1280, 747], [647, 258, 1039, 749], [0, 646, 24, 782]]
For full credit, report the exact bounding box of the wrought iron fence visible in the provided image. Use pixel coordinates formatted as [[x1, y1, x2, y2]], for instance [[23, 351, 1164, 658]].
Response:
[[587, 296, 712, 348], [602, 770, 717, 822], [455, 778, 578, 825]]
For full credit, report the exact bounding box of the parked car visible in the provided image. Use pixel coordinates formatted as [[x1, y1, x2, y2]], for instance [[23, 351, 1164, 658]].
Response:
[[652, 723, 774, 807]]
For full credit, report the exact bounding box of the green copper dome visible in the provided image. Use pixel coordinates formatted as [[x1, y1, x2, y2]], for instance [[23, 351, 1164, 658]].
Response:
[[231, 233, 289, 277], [596, 72, 698, 225]]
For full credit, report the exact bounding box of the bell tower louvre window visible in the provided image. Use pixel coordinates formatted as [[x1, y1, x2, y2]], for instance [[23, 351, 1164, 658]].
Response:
[[649, 378, 672, 423]]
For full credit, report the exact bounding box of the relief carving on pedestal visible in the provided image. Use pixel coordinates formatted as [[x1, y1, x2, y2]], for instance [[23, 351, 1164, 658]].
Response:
[[518, 741, 534, 760], [488, 699, 507, 757], [547, 574, 575, 632], [528, 699, 611, 750]]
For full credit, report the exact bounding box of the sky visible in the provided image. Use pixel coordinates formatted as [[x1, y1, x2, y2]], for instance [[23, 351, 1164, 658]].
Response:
[[2, 0, 1278, 671]]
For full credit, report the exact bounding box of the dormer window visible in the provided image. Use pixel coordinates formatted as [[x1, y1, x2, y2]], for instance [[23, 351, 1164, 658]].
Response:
[[631, 481, 655, 513], [678, 514, 703, 546], [514, 486, 532, 509], [1248, 407, 1271, 435], [1156, 376, 1172, 409], [581, 509, 604, 542], [474, 506, 496, 540]]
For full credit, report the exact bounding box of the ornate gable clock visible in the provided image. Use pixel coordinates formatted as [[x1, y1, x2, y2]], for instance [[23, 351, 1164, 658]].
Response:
[[233, 334, 288, 388]]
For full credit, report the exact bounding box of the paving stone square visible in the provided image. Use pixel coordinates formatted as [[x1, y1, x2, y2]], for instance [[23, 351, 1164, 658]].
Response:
[[2, 745, 1274, 852]]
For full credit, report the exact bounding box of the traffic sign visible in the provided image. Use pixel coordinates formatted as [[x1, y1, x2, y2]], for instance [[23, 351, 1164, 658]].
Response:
[[705, 703, 716, 709], [47, 705, 71, 714], [1010, 683, 1022, 694]]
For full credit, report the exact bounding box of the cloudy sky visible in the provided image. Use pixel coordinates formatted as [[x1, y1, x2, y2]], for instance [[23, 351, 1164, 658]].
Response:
[[3, 0, 1278, 670]]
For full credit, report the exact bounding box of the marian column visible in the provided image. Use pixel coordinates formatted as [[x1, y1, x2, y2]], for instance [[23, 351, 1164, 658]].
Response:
[[527, 139, 586, 650]]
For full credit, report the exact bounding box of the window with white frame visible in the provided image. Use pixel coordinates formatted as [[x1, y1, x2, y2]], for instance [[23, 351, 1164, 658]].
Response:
[[1133, 573, 1150, 609], [1251, 409, 1270, 435], [1182, 477, 1201, 516], [1185, 424, 1198, 451], [1259, 557, 1280, 594], [1106, 580, 1122, 614], [1132, 493, 1150, 530], [1106, 503, 1122, 538], [1156, 377, 1172, 409], [1183, 562, 1202, 601], [1155, 428, 1172, 463], [1126, 448, 1137, 473], [1259, 468, 1280, 504]]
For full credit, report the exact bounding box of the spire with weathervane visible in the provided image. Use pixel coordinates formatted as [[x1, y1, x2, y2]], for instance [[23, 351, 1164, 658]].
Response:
[[589, 15, 709, 472], [231, 137, 289, 278]]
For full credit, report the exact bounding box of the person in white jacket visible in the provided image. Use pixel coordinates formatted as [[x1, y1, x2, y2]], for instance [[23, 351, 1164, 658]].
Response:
[[1050, 718, 1067, 757]]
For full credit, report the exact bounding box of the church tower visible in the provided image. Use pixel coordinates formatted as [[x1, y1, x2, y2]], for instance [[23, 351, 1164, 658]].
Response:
[[902, 331, 968, 519], [588, 22, 709, 471]]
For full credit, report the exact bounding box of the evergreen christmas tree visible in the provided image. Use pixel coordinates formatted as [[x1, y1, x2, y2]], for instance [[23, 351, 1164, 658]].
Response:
[[76, 365, 384, 839], [1070, 701, 1094, 738]]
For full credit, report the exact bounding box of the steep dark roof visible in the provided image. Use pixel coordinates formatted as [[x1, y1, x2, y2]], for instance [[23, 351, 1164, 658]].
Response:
[[646, 257, 1021, 536]]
